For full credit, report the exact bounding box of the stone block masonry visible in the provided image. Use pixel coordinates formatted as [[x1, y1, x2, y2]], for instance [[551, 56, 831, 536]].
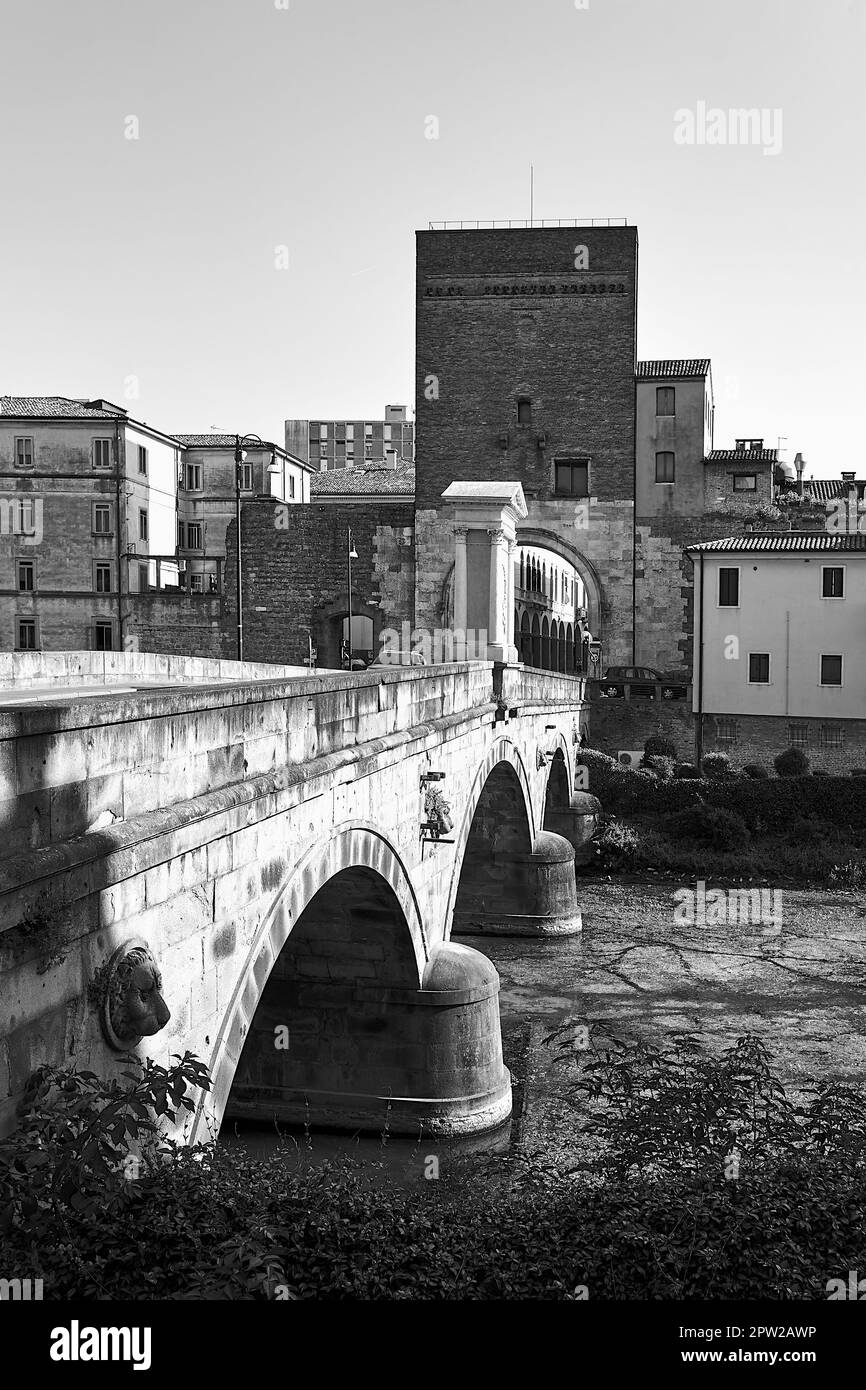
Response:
[[700, 712, 866, 774]]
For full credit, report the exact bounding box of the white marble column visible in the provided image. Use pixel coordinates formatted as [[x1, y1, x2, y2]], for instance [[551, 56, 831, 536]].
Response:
[[453, 526, 468, 657], [487, 527, 508, 661]]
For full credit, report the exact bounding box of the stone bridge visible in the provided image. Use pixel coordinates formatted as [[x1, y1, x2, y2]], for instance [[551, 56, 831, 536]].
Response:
[[0, 660, 594, 1141]]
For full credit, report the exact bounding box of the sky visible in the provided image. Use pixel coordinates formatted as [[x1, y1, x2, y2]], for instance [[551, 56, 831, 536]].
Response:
[[1, 0, 863, 477]]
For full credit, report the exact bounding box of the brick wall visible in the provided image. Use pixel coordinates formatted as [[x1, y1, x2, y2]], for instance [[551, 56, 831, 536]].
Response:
[[588, 695, 696, 762], [224, 498, 415, 667], [127, 593, 228, 658], [700, 712, 866, 774]]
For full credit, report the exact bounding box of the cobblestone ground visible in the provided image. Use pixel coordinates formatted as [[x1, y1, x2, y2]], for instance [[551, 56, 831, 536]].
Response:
[[467, 882, 866, 1163]]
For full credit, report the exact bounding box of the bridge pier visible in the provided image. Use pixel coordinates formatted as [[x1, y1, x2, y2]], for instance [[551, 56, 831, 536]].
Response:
[[224, 869, 513, 1136], [453, 829, 583, 937], [543, 791, 602, 868]]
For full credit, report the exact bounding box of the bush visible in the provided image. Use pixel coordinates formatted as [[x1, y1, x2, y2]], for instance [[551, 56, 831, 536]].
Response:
[[743, 763, 769, 779], [642, 754, 676, 781], [662, 803, 750, 852], [674, 763, 701, 779], [774, 746, 810, 777], [701, 752, 732, 780], [643, 735, 678, 761]]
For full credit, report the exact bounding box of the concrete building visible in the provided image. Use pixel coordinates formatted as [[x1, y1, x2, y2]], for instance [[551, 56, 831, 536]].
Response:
[[286, 404, 414, 472], [688, 532, 866, 769], [0, 400, 313, 657], [0, 396, 180, 654]]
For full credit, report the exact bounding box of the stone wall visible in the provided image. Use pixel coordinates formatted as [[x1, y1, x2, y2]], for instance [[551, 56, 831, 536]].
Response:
[[699, 712, 866, 774], [224, 498, 415, 667], [127, 592, 229, 659], [588, 694, 696, 762]]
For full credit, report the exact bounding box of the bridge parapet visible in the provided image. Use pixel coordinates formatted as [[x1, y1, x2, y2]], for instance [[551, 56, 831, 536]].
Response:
[[497, 664, 588, 715], [0, 662, 496, 859]]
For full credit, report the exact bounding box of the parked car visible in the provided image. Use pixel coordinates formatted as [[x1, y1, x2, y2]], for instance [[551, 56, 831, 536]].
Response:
[[601, 666, 688, 699]]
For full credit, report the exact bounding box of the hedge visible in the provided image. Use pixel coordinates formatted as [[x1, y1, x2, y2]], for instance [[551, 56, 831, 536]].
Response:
[[577, 749, 866, 832]]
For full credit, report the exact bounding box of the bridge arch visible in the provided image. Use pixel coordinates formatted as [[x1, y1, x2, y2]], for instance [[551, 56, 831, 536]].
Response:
[[516, 525, 604, 645], [192, 823, 426, 1142], [443, 738, 537, 939]]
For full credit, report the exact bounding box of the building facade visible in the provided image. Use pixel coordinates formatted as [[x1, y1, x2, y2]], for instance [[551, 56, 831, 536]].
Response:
[[0, 400, 312, 656], [286, 404, 414, 472], [688, 532, 866, 770]]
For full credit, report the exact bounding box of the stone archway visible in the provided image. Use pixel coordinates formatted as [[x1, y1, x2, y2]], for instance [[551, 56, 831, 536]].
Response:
[[313, 597, 382, 669], [516, 526, 604, 645]]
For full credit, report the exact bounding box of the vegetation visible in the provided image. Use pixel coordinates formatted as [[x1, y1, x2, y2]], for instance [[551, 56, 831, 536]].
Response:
[[643, 734, 678, 761], [701, 752, 733, 780], [775, 746, 811, 777], [2, 1038, 865, 1300]]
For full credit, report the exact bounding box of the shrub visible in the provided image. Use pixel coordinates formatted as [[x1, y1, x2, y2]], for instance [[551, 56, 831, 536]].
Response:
[[774, 746, 810, 777], [674, 763, 701, 779], [701, 752, 732, 780], [743, 763, 769, 779], [643, 735, 678, 761], [662, 803, 750, 852], [642, 754, 676, 781]]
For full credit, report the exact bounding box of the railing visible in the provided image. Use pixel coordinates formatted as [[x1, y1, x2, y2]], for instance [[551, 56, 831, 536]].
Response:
[[427, 217, 629, 230], [588, 678, 691, 702]]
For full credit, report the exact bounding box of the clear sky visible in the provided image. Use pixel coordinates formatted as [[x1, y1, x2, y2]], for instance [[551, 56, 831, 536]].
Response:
[[1, 0, 862, 477]]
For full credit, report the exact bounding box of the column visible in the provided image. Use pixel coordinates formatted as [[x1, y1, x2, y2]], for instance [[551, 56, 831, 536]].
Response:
[[453, 526, 468, 659], [487, 527, 508, 662]]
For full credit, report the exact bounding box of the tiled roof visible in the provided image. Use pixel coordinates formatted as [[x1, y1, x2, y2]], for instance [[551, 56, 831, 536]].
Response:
[[636, 359, 711, 379], [687, 532, 866, 554], [705, 448, 777, 463], [311, 466, 415, 496], [0, 396, 126, 419], [173, 434, 281, 450], [801, 479, 865, 502]]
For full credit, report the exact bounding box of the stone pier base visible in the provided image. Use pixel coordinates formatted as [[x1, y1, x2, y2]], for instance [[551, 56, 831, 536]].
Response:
[[453, 830, 583, 937], [224, 942, 512, 1137]]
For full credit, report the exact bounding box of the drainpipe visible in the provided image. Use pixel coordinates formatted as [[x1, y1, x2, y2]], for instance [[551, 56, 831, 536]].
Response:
[[695, 552, 704, 768], [784, 609, 790, 716]]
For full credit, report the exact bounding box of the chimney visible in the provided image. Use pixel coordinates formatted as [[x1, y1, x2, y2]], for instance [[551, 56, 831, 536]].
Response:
[[794, 451, 805, 498]]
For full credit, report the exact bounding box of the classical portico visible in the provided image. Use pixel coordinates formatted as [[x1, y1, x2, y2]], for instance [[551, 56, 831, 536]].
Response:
[[442, 481, 528, 663]]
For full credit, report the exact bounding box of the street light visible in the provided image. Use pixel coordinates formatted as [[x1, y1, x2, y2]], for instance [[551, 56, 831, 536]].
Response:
[[233, 432, 277, 662], [346, 527, 358, 669]]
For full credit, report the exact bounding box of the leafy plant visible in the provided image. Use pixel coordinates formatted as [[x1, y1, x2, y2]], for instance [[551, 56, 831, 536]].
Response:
[[774, 746, 810, 777], [701, 752, 732, 780]]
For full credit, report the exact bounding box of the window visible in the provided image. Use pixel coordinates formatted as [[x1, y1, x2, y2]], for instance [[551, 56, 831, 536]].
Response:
[[365, 443, 373, 458], [137, 444, 148, 475], [16, 618, 37, 650], [554, 459, 589, 497], [655, 451, 675, 483], [92, 438, 111, 469], [733, 474, 757, 491], [821, 725, 844, 748], [184, 463, 202, 491], [718, 567, 739, 606], [656, 386, 675, 416], [139, 509, 148, 542], [288, 476, 296, 499], [365, 423, 373, 437], [242, 462, 254, 490], [93, 503, 112, 535], [14, 436, 34, 468], [384, 424, 392, 443], [190, 573, 204, 593], [789, 723, 809, 747], [186, 522, 202, 549], [319, 424, 328, 441], [344, 424, 354, 441], [346, 441, 354, 456], [749, 652, 770, 684], [715, 718, 738, 745], [820, 654, 843, 686], [95, 562, 112, 593], [94, 621, 113, 652], [517, 397, 532, 425], [177, 521, 185, 548], [17, 560, 34, 592], [138, 564, 149, 593], [822, 566, 845, 598]]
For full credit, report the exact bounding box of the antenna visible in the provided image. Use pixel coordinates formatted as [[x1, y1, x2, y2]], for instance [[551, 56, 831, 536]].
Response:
[[530, 165, 534, 226]]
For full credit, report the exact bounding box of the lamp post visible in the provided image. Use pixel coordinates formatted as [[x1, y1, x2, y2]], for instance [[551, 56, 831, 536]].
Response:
[[346, 527, 358, 669], [233, 433, 278, 662]]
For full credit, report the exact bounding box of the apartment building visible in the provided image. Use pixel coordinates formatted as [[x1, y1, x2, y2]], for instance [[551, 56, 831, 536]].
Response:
[[285, 404, 414, 472], [688, 532, 866, 770]]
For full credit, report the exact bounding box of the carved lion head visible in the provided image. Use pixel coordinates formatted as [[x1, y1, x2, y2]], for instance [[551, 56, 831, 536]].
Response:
[[104, 943, 171, 1048]]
